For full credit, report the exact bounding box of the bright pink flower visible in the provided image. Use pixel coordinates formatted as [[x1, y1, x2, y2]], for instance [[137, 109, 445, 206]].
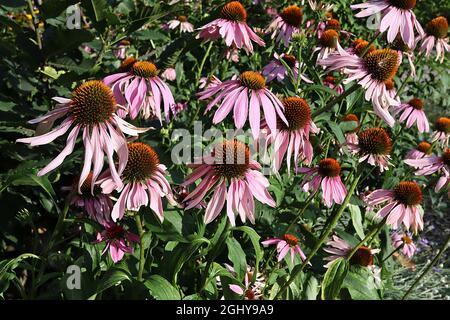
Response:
[[197, 1, 265, 54], [405, 149, 450, 193], [182, 140, 275, 226], [168, 16, 194, 33], [104, 60, 176, 122], [392, 232, 417, 258], [16, 80, 147, 192], [262, 53, 312, 84], [347, 127, 392, 172], [99, 142, 176, 223], [405, 141, 433, 160], [298, 158, 347, 208], [267, 5, 303, 47], [95, 223, 139, 263], [431, 117, 450, 147], [197, 71, 287, 140], [262, 234, 307, 264], [319, 47, 400, 127], [161, 67, 176, 81], [420, 16, 450, 63], [365, 181, 424, 232], [264, 97, 319, 172], [391, 98, 429, 133], [351, 0, 424, 48], [324, 235, 380, 268]]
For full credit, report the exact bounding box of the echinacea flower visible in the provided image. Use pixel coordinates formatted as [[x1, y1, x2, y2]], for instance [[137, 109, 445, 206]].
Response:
[[225, 47, 240, 63], [225, 264, 265, 300], [104, 59, 176, 122], [315, 29, 341, 62], [113, 39, 130, 60], [324, 235, 380, 268], [384, 78, 400, 106], [351, 0, 424, 48], [392, 231, 417, 258], [161, 67, 176, 81], [341, 113, 360, 145], [197, 71, 287, 139], [168, 15, 194, 33], [389, 34, 417, 77], [365, 181, 424, 232], [198, 75, 222, 90], [347, 127, 392, 171], [323, 75, 344, 95], [420, 16, 450, 63], [298, 158, 347, 207], [262, 53, 312, 83], [182, 139, 276, 226], [391, 98, 429, 133], [317, 18, 341, 38], [95, 223, 139, 263], [319, 47, 400, 127], [431, 117, 450, 146], [99, 142, 176, 222], [267, 5, 303, 47], [16, 80, 147, 192], [262, 233, 307, 264], [405, 149, 450, 193], [198, 1, 265, 54], [405, 141, 433, 160], [264, 97, 319, 171], [347, 38, 376, 57]]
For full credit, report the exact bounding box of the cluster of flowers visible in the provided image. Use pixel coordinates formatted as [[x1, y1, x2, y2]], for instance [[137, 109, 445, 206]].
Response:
[[16, 0, 449, 296]]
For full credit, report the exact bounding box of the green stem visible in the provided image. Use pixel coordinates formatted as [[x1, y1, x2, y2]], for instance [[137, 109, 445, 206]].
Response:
[[312, 83, 360, 118], [402, 234, 450, 300], [27, 0, 42, 50], [274, 172, 362, 299], [346, 217, 387, 261], [195, 41, 214, 86], [382, 244, 404, 263], [135, 214, 145, 282]]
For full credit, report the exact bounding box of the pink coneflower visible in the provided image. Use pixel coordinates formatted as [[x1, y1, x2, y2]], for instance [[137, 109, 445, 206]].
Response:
[[198, 75, 222, 90], [431, 117, 450, 146], [347, 127, 392, 171], [365, 181, 424, 232], [226, 264, 265, 300], [161, 67, 176, 81], [99, 142, 176, 223], [173, 101, 188, 117], [298, 158, 347, 208], [182, 140, 276, 226], [168, 15, 194, 33], [267, 5, 303, 47], [16, 80, 147, 192], [384, 78, 400, 106], [104, 59, 176, 122], [391, 98, 429, 133], [392, 232, 417, 258], [342, 114, 360, 145], [420, 16, 450, 63], [197, 71, 287, 140], [323, 75, 344, 94], [262, 233, 307, 264], [347, 38, 376, 57], [351, 0, 424, 48], [319, 48, 400, 127], [95, 223, 139, 263], [390, 34, 416, 77], [314, 29, 341, 62], [405, 149, 450, 193], [172, 185, 206, 210], [324, 235, 380, 268], [198, 1, 265, 54], [113, 40, 130, 60], [262, 53, 312, 83], [405, 141, 433, 160], [225, 47, 240, 63], [264, 97, 319, 172], [317, 18, 341, 38]]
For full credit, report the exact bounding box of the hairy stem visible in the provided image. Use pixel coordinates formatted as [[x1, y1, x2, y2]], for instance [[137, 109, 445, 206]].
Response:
[[135, 214, 146, 282]]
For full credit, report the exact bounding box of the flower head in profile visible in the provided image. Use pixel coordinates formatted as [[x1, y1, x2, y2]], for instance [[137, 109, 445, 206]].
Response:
[[431, 117, 450, 146], [405, 149, 450, 193], [99, 142, 176, 223], [298, 158, 348, 207], [323, 75, 344, 95], [405, 141, 433, 160], [319, 47, 400, 127], [267, 5, 303, 47], [324, 235, 380, 268], [168, 15, 194, 33], [348, 127, 392, 171], [262, 53, 312, 83], [262, 233, 307, 264], [104, 59, 176, 122], [95, 222, 139, 263], [392, 231, 417, 258], [389, 34, 417, 77], [198, 1, 265, 53], [182, 139, 275, 226], [197, 71, 287, 139], [16, 80, 147, 192], [114, 39, 130, 60], [316, 18, 341, 39], [365, 181, 424, 232], [161, 67, 176, 81], [226, 264, 265, 300], [420, 16, 450, 63], [351, 0, 424, 48], [392, 98, 429, 133], [264, 97, 319, 172], [315, 29, 341, 62]]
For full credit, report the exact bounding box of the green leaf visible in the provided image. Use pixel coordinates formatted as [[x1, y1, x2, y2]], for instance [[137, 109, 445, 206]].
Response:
[[90, 268, 131, 298], [145, 275, 181, 300], [339, 120, 358, 132], [328, 122, 346, 144], [232, 226, 263, 264], [91, 0, 107, 21], [226, 237, 247, 281], [321, 257, 349, 300], [349, 204, 365, 240], [342, 266, 380, 300], [302, 274, 319, 300]]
